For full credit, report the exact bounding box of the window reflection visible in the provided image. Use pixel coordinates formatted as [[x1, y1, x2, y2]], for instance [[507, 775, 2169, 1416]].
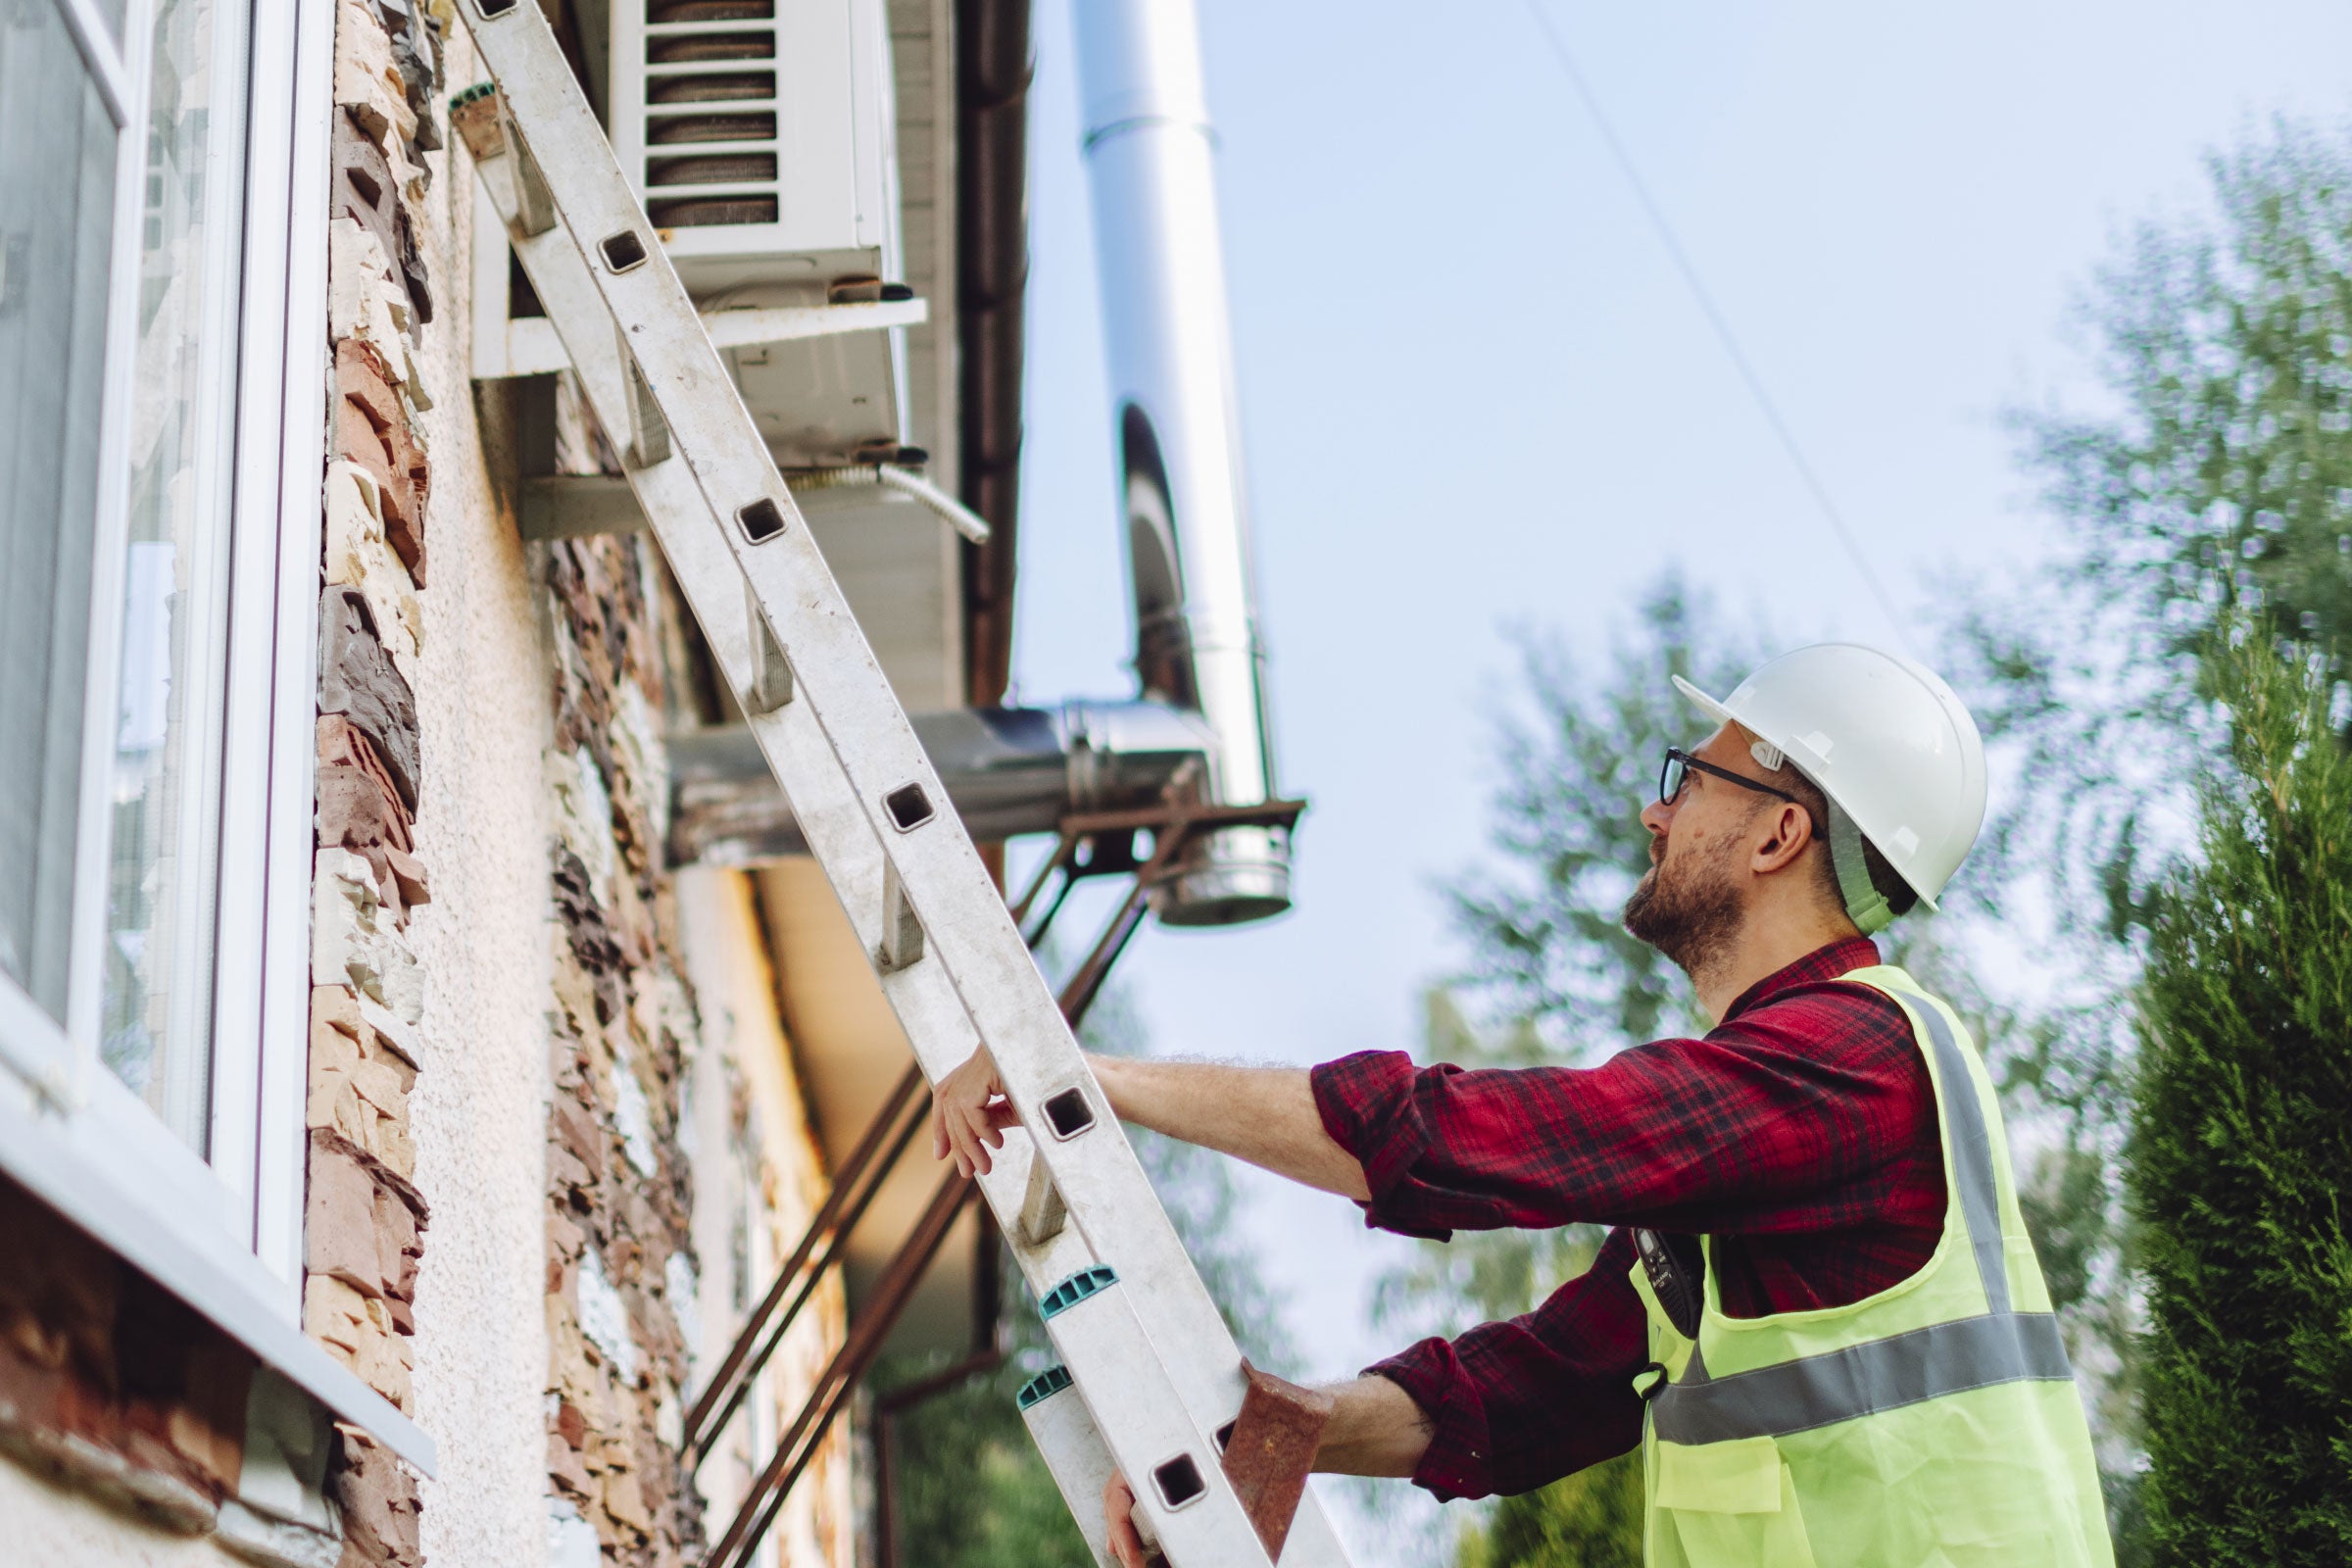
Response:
[[104, 0, 248, 1152], [0, 1, 118, 1023]]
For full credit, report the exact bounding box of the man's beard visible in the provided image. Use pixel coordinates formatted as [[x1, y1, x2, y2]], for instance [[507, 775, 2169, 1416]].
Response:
[[1622, 832, 1745, 979]]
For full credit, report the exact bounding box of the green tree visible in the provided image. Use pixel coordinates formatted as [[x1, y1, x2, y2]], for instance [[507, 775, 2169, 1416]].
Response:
[[2128, 626, 2352, 1566], [1968, 115, 2352, 1092], [1954, 117, 2352, 1548], [874, 984, 1293, 1567]]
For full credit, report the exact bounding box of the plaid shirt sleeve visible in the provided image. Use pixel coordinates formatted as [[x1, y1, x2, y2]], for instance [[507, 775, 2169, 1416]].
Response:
[[1368, 1227, 1649, 1500], [1313, 939, 1944, 1498], [1309, 947, 1926, 1241]]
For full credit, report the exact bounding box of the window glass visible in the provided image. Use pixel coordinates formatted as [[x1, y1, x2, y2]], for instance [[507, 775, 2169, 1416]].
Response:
[[104, 0, 248, 1150], [0, 0, 119, 1025]]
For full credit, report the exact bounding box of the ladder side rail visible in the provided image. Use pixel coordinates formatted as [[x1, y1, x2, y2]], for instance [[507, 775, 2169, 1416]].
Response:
[[1021, 1377, 1123, 1568], [469, 143, 1274, 1568], [456, 38, 1351, 1562], [453, 2, 1250, 1338]]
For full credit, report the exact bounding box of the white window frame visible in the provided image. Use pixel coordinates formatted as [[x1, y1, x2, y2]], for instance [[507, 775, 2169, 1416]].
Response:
[[0, 0, 431, 1474]]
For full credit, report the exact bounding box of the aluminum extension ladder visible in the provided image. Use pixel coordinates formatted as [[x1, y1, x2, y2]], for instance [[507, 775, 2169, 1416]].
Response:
[[445, 4, 1356, 1564]]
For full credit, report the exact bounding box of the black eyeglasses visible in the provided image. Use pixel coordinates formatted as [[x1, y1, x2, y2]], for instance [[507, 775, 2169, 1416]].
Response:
[[1658, 746, 1812, 819]]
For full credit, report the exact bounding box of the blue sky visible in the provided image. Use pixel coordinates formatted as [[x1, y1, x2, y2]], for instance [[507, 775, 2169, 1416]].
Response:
[[1004, 4, 2352, 1558]]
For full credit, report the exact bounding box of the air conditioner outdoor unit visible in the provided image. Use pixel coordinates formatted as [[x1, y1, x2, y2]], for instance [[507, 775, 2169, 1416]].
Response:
[[611, 0, 895, 291], [472, 0, 914, 468]]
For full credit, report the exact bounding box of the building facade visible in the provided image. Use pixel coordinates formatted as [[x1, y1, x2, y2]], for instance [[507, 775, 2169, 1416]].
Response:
[[0, 0, 1040, 1561]]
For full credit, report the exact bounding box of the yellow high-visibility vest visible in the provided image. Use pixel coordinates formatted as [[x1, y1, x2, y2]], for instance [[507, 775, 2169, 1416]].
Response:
[[1631, 965, 2116, 1568]]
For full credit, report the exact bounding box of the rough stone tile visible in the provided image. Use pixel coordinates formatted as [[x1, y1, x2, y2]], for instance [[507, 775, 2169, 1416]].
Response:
[[332, 339, 429, 585], [318, 591, 419, 812]]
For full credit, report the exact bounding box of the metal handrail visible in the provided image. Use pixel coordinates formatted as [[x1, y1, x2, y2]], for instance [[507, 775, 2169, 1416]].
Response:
[[681, 1061, 931, 1462], [706, 1168, 977, 1568]]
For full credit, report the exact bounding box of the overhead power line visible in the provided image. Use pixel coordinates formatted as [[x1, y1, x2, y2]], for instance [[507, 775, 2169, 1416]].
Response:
[[1517, 0, 1913, 648]]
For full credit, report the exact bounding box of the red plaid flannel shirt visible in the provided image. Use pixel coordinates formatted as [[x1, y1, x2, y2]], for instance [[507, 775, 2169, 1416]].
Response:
[[1310, 937, 1946, 1500]]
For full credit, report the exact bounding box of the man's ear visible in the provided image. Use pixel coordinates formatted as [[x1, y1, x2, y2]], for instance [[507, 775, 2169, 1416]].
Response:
[[1749, 801, 1814, 876]]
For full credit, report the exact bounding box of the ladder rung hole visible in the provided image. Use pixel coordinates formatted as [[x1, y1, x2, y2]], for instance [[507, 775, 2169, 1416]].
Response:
[[1152, 1454, 1206, 1510], [884, 783, 934, 832], [1214, 1419, 1236, 1452], [737, 497, 787, 542], [600, 230, 649, 272], [1042, 1088, 1095, 1141], [473, 0, 518, 16]]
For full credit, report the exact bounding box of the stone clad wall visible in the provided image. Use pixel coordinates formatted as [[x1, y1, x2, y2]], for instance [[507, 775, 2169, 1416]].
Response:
[[314, 1, 859, 1562], [538, 533, 708, 1565], [308, 0, 449, 1560]]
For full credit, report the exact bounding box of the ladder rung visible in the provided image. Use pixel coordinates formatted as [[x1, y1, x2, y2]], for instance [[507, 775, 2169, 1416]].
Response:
[[741, 579, 794, 712], [1020, 1365, 1121, 1568], [875, 858, 924, 973], [1017, 1145, 1068, 1247], [618, 319, 672, 466]]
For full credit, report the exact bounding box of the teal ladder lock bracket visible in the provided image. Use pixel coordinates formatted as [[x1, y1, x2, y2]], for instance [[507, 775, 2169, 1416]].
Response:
[[1015, 1365, 1074, 1411], [1039, 1265, 1119, 1320]]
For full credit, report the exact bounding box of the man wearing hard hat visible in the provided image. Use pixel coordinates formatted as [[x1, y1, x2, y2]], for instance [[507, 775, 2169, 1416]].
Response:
[[933, 645, 2117, 1568]]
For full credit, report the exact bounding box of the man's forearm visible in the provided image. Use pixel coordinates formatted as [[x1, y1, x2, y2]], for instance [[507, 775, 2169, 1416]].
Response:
[[1313, 1375, 1434, 1478], [1086, 1054, 1370, 1201], [1103, 1375, 1433, 1566]]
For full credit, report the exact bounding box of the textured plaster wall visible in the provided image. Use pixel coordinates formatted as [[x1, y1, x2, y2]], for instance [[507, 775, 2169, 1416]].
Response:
[[398, 22, 559, 1567], [3, 1459, 251, 1568]]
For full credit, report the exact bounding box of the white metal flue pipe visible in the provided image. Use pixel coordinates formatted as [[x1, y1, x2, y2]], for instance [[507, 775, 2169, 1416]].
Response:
[[1074, 0, 1291, 924]]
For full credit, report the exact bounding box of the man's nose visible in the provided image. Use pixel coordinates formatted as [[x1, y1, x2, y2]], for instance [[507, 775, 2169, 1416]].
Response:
[[1640, 797, 1673, 838]]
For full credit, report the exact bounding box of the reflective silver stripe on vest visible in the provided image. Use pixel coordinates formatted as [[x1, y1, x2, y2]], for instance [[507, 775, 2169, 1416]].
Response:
[[1647, 981, 2072, 1446], [1904, 992, 2011, 1314], [1650, 1311, 2074, 1444]]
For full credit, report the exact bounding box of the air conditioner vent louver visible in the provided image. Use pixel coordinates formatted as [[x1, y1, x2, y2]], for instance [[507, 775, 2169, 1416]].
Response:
[[650, 112, 776, 144], [649, 73, 773, 105], [651, 195, 780, 227], [649, 0, 767, 21], [650, 153, 779, 185], [648, 30, 772, 63]]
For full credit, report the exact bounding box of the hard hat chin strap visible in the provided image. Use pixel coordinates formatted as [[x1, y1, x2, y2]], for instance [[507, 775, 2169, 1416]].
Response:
[[1825, 798, 1894, 936]]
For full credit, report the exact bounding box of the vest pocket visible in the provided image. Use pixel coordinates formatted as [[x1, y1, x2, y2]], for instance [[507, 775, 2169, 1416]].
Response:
[[1656, 1438, 1817, 1568]]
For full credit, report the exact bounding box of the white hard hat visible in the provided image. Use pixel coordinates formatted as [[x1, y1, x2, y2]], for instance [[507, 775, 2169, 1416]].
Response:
[[1671, 644, 1986, 921]]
